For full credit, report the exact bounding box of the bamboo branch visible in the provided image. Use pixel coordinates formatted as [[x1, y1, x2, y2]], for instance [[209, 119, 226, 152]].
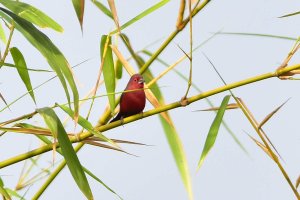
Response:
[[1, 62, 299, 168], [139, 0, 210, 74], [0, 22, 14, 67], [32, 143, 84, 200], [236, 98, 300, 199]]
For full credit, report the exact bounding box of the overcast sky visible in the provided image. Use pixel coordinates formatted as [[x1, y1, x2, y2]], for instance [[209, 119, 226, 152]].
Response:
[[1, 1, 300, 200]]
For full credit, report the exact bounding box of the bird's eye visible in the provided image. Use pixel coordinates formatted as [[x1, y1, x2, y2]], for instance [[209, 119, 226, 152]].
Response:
[[134, 79, 137, 82]]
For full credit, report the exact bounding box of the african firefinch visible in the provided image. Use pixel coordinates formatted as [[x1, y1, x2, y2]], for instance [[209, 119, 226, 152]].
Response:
[[110, 74, 146, 123]]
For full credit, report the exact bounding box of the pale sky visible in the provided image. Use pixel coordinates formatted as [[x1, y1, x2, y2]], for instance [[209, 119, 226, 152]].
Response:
[[1, 1, 300, 199]]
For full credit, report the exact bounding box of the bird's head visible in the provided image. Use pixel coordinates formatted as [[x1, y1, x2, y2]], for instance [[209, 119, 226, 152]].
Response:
[[130, 74, 145, 88]]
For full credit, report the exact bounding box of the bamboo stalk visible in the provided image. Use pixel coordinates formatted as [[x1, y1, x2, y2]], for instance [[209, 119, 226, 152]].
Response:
[[1, 63, 299, 168], [139, 0, 210, 74]]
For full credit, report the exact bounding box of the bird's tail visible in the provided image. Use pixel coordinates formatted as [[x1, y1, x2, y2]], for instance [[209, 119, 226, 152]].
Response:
[[109, 113, 121, 123]]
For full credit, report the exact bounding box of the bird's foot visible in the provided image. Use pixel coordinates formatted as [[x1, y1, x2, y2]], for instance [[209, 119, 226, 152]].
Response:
[[140, 112, 144, 119]]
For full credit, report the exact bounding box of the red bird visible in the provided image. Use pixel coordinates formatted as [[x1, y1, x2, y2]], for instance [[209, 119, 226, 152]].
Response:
[[110, 74, 146, 123]]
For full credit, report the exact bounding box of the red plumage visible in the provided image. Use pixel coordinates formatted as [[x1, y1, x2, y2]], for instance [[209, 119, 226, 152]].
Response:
[[110, 74, 146, 123]]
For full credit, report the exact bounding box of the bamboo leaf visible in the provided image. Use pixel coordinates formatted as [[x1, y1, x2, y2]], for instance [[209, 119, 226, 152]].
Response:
[[16, 123, 49, 130], [101, 35, 115, 113], [91, 0, 112, 19], [0, 178, 11, 200], [110, 0, 170, 34], [115, 59, 123, 79], [141, 68, 193, 200], [0, 0, 63, 32], [279, 11, 300, 18], [236, 98, 283, 161], [57, 103, 119, 148], [34, 133, 121, 199], [5, 189, 21, 199], [247, 133, 276, 161], [218, 32, 297, 41], [258, 98, 290, 129], [83, 140, 135, 156], [83, 167, 123, 200], [195, 103, 239, 111], [37, 107, 93, 200], [87, 137, 148, 146], [0, 127, 52, 136], [0, 187, 11, 200], [107, 0, 120, 33], [0, 7, 79, 121], [197, 95, 231, 170], [2, 62, 53, 72], [72, 0, 85, 30], [0, 22, 6, 43], [10, 47, 36, 104]]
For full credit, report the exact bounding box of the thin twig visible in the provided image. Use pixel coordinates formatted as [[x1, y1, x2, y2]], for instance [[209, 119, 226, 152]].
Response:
[[0, 22, 14, 66], [182, 0, 193, 100], [277, 37, 300, 79], [176, 0, 186, 30]]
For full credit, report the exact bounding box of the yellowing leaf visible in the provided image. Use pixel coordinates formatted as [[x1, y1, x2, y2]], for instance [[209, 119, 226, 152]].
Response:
[[72, 0, 85, 30]]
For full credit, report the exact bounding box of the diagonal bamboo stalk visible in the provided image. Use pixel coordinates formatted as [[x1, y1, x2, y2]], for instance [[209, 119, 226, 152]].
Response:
[[139, 0, 210, 74], [1, 62, 299, 168]]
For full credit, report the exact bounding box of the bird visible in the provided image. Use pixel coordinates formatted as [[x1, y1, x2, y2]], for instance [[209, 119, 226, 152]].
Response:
[[109, 74, 146, 123]]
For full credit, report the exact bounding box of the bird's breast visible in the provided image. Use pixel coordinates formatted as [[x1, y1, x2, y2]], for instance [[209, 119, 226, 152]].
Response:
[[119, 90, 146, 116]]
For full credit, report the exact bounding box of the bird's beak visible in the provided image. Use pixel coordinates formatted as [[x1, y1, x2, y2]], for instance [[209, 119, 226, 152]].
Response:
[[138, 78, 145, 84]]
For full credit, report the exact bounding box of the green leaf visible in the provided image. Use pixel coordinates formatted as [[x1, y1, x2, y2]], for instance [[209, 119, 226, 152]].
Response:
[[218, 32, 297, 41], [0, 178, 11, 200], [279, 11, 300, 18], [197, 95, 231, 170], [0, 0, 63, 32], [83, 167, 122, 200], [110, 0, 170, 34], [115, 59, 123, 79], [72, 0, 85, 30], [2, 62, 53, 72], [5, 189, 22, 199], [10, 47, 36, 104], [0, 22, 6, 43], [37, 107, 93, 199], [57, 103, 118, 148], [0, 7, 79, 121], [101, 35, 115, 113], [160, 114, 193, 200], [141, 66, 193, 200], [122, 37, 193, 199], [91, 0, 112, 19]]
